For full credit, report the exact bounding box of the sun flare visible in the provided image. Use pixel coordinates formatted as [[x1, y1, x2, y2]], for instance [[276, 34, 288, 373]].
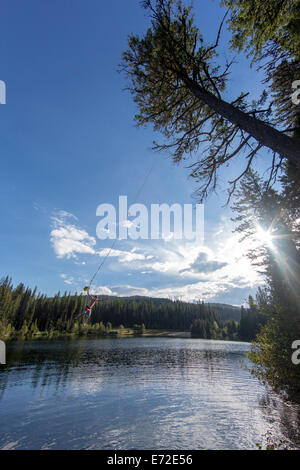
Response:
[[255, 226, 274, 248]]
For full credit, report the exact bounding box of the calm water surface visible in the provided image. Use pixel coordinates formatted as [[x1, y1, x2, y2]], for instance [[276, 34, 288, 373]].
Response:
[[0, 337, 299, 450]]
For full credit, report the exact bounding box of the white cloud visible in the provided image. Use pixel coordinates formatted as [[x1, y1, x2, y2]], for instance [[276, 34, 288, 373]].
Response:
[[97, 248, 145, 263], [101, 220, 263, 303], [50, 211, 148, 264], [50, 211, 96, 259], [109, 277, 254, 305], [89, 285, 116, 296], [60, 273, 74, 285], [57, 210, 78, 221], [181, 251, 228, 274], [50, 210, 263, 304], [110, 285, 150, 297], [51, 225, 96, 259]]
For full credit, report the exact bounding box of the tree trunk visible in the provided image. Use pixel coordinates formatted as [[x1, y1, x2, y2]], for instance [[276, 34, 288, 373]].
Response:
[[184, 77, 300, 167]]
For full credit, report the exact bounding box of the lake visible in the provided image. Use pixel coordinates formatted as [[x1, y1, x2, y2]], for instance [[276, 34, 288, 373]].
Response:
[[0, 337, 299, 450]]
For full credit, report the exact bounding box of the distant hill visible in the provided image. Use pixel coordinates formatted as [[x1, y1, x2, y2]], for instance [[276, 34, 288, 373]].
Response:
[[207, 303, 241, 322], [100, 295, 241, 322]]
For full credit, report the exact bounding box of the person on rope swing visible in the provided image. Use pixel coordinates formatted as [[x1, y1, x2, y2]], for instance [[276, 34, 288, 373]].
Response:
[[80, 286, 106, 319]]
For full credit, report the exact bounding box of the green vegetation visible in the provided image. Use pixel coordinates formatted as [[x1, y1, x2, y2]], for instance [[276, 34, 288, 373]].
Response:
[[223, 0, 300, 61], [121, 0, 300, 202], [0, 276, 246, 342], [239, 296, 268, 342], [232, 170, 300, 401]]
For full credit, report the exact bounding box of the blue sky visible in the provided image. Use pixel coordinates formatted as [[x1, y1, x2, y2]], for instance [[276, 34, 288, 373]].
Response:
[[0, 0, 268, 305]]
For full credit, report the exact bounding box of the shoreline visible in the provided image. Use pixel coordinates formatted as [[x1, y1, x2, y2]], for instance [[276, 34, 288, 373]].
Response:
[[1, 328, 190, 342], [1, 329, 248, 343]]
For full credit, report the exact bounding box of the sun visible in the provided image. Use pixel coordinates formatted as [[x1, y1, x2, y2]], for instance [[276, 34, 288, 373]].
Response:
[[255, 225, 274, 248]]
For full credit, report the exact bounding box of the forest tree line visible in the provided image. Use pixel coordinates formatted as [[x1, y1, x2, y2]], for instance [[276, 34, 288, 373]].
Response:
[[0, 276, 262, 341]]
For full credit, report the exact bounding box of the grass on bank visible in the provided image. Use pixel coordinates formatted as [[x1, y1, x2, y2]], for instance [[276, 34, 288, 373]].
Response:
[[0, 322, 182, 342]]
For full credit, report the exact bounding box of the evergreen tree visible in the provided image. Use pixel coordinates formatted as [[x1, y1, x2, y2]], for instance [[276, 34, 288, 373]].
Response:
[[121, 0, 300, 202], [232, 171, 300, 400], [0, 276, 242, 341]]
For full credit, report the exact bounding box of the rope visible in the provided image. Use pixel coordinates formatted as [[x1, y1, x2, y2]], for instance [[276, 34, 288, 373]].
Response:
[[89, 237, 118, 287], [88, 155, 158, 289], [130, 156, 158, 208]]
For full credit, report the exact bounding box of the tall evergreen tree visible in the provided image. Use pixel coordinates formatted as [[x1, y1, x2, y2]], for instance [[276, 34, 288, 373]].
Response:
[[232, 171, 300, 400], [121, 0, 300, 201]]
